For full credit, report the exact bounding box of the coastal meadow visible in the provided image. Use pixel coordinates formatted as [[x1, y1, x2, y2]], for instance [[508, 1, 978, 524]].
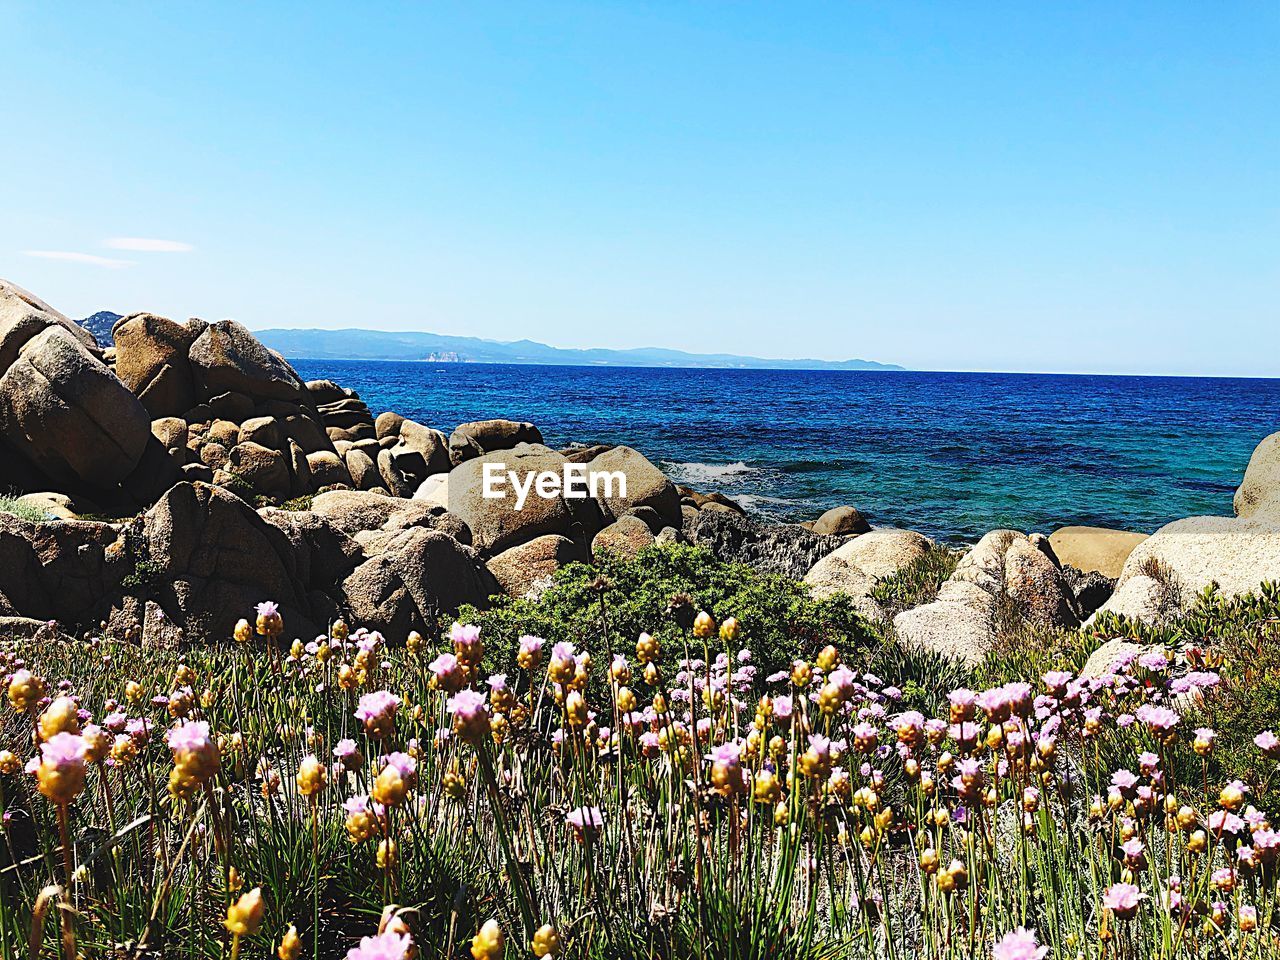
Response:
[[2, 585, 1279, 959]]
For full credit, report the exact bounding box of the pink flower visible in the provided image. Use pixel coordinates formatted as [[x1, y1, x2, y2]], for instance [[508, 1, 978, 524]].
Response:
[[346, 930, 413, 960], [1135, 704, 1179, 732], [992, 927, 1047, 960], [355, 691, 401, 724], [40, 731, 88, 769], [255, 600, 279, 618], [1102, 883, 1145, 919], [165, 720, 212, 754], [1255, 730, 1280, 757], [566, 805, 604, 837]]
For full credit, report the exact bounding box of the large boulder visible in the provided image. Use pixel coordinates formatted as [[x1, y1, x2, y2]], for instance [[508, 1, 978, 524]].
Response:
[[111, 312, 198, 418], [0, 323, 151, 490], [444, 445, 602, 554], [1235, 432, 1280, 520], [448, 419, 544, 465], [145, 482, 312, 640], [226, 442, 291, 498], [587, 445, 682, 530], [189, 319, 309, 404], [592, 515, 656, 560], [812, 506, 872, 537], [486, 535, 582, 598], [1091, 515, 1280, 622], [310, 489, 469, 553], [1048, 526, 1148, 579], [389, 420, 452, 488], [893, 530, 1079, 665], [686, 509, 844, 579], [804, 529, 933, 601]]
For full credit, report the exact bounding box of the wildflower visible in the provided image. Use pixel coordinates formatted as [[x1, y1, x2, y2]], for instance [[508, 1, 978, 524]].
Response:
[[692, 611, 716, 638], [334, 738, 363, 770], [167, 721, 220, 784], [708, 742, 744, 797], [1102, 883, 1144, 920], [635, 632, 660, 665], [7, 668, 45, 713], [566, 805, 603, 842], [564, 690, 588, 728], [1220, 780, 1247, 811], [1193, 727, 1216, 756], [450, 622, 484, 665], [548, 642, 577, 684], [428, 653, 465, 692], [1254, 730, 1280, 758], [356, 690, 401, 740], [470, 919, 503, 960], [0, 750, 19, 775], [278, 925, 302, 960], [1239, 904, 1258, 933], [346, 930, 413, 960], [297, 755, 328, 799], [516, 634, 545, 670], [799, 735, 832, 779], [35, 731, 88, 804], [532, 923, 561, 957], [345, 795, 381, 842], [448, 689, 492, 744], [234, 618, 253, 643], [37, 696, 82, 740], [225, 887, 265, 936], [992, 927, 1047, 960]]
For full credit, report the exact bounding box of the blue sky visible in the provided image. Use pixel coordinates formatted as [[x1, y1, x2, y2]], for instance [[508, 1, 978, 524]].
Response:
[[3, 2, 1276, 375]]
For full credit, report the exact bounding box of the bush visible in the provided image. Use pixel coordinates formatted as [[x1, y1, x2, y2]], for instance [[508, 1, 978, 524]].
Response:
[[869, 547, 961, 618], [0, 493, 47, 523], [459, 543, 880, 687]]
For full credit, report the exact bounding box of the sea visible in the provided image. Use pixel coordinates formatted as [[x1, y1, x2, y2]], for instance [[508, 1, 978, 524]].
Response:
[[292, 361, 1280, 544]]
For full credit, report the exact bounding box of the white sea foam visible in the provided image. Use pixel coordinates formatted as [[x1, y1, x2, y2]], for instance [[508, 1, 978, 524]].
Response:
[[663, 460, 760, 484]]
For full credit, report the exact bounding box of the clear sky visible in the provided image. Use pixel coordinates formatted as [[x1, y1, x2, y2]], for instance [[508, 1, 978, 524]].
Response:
[[3, 2, 1276, 375]]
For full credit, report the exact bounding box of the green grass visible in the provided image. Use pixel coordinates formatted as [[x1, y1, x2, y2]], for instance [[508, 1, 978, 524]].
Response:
[[0, 493, 47, 523]]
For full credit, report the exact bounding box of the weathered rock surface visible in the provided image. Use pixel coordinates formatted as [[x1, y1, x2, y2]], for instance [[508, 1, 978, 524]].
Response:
[[685, 509, 844, 579], [1235, 432, 1280, 521], [111, 313, 198, 418], [804, 529, 933, 602], [588, 445, 682, 530], [812, 505, 872, 537], [1048, 526, 1148, 579], [189, 320, 309, 404], [448, 419, 543, 465], [592, 514, 657, 559], [486, 534, 582, 598]]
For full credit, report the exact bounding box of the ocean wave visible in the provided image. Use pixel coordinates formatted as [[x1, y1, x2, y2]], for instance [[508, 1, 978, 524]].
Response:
[[662, 460, 761, 484], [730, 493, 806, 512]]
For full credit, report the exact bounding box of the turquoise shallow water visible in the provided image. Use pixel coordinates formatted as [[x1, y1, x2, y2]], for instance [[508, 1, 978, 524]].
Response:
[[293, 361, 1280, 544]]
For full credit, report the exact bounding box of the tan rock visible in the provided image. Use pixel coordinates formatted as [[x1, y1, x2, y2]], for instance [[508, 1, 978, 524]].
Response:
[[111, 312, 197, 418], [487, 535, 582, 598], [1235, 431, 1280, 520], [812, 505, 872, 537], [1048, 526, 1148, 578], [592, 515, 656, 559]]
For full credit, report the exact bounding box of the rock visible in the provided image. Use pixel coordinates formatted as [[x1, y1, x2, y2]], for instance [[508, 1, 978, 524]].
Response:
[[310, 489, 470, 553], [110, 312, 197, 418], [893, 530, 1079, 664], [1048, 526, 1149, 579], [305, 380, 348, 405], [392, 420, 454, 483], [413, 474, 450, 509], [152, 417, 189, 450], [445, 445, 601, 554], [281, 413, 331, 454], [377, 447, 414, 498], [227, 442, 291, 497], [13, 492, 81, 520], [592, 515, 656, 559], [327, 424, 376, 444], [306, 450, 353, 488], [448, 419, 544, 464], [0, 323, 152, 490], [563, 444, 613, 464], [120, 436, 182, 506], [144, 482, 313, 640], [208, 419, 241, 447], [259, 509, 363, 591], [180, 462, 214, 483], [487, 535, 582, 598], [1104, 515, 1280, 613], [1235, 431, 1280, 520], [804, 530, 933, 601], [286, 441, 313, 496], [686, 509, 844, 579], [1087, 574, 1177, 626], [199, 442, 229, 469], [238, 416, 282, 450], [1004, 537, 1080, 627], [375, 411, 405, 440], [0, 279, 99, 372], [344, 447, 382, 491], [586, 445, 682, 529], [812, 505, 872, 537], [1060, 566, 1117, 618], [207, 391, 256, 423], [189, 319, 309, 404], [1081, 638, 1150, 680]]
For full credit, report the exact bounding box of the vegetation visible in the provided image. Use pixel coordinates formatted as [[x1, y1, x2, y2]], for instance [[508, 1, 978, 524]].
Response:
[[0, 493, 47, 523], [1, 549, 1279, 959], [868, 547, 962, 619]]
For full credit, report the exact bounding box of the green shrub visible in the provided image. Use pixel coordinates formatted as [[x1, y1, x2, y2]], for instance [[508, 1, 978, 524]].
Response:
[[459, 542, 884, 692], [0, 493, 47, 523], [869, 547, 961, 618]]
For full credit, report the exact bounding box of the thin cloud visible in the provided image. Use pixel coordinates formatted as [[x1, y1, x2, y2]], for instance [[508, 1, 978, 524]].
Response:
[[23, 250, 134, 268], [105, 237, 194, 252]]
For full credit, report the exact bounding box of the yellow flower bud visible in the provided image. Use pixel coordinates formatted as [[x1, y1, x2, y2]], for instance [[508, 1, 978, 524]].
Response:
[[38, 697, 82, 740], [470, 919, 504, 960], [692, 611, 716, 638], [296, 756, 327, 799], [225, 887, 264, 936], [234, 619, 253, 644], [532, 923, 561, 957], [278, 925, 302, 960]]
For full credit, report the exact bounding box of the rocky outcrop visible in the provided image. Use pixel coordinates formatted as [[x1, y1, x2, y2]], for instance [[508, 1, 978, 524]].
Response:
[[0, 281, 154, 499], [893, 530, 1080, 664], [685, 509, 844, 579], [1048, 526, 1148, 579], [111, 313, 199, 418], [1091, 515, 1280, 623], [189, 320, 309, 404], [1235, 432, 1280, 520], [803, 529, 933, 603], [592, 515, 656, 559], [590, 445, 682, 530]]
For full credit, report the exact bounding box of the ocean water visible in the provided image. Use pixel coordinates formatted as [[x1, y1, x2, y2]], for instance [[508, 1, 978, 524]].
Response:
[[293, 361, 1280, 544]]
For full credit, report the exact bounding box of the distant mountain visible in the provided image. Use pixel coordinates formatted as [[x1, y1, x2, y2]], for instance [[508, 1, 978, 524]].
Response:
[[253, 328, 904, 371], [79, 310, 123, 347]]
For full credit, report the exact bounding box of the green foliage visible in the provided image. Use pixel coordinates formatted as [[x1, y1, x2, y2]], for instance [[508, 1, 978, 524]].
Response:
[[281, 494, 316, 512], [460, 543, 883, 688], [120, 558, 162, 591], [869, 547, 961, 618], [0, 493, 47, 523]]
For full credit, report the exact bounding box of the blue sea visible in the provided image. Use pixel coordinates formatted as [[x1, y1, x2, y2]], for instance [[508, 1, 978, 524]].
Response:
[[293, 361, 1280, 544]]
